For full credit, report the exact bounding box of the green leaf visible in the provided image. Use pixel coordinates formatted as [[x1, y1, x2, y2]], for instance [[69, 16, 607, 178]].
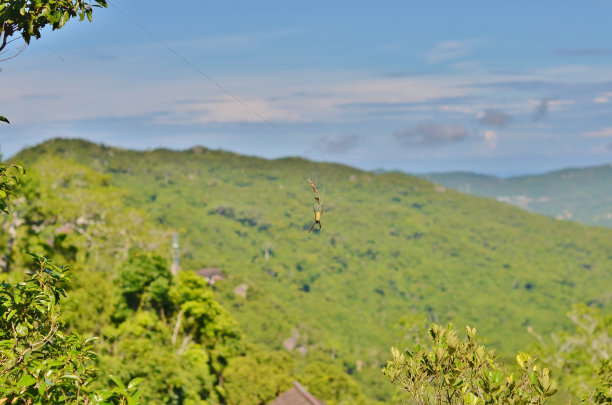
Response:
[[38, 380, 47, 396], [109, 374, 126, 390], [4, 309, 16, 320], [60, 374, 81, 381], [16, 323, 28, 337], [127, 377, 145, 390], [0, 116, 9, 124], [17, 374, 36, 387], [93, 390, 115, 401]]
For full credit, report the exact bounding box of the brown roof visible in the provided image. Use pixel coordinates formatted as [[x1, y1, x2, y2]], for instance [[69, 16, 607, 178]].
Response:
[[270, 382, 326, 405]]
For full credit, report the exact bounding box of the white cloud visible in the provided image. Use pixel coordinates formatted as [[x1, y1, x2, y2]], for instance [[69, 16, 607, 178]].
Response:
[[425, 40, 470, 63], [313, 134, 360, 154], [582, 127, 612, 137], [483, 130, 498, 149], [439, 105, 478, 114], [593, 92, 612, 104], [177, 96, 302, 124], [477, 109, 513, 127], [394, 122, 470, 147], [548, 99, 575, 107], [2, 52, 478, 127]]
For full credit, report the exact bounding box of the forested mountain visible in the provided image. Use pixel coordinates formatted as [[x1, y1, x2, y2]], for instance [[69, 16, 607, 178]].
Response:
[[421, 165, 612, 227], [6, 138, 612, 403]]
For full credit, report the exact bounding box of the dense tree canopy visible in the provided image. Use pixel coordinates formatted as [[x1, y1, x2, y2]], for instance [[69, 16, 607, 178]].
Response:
[[6, 138, 612, 404]]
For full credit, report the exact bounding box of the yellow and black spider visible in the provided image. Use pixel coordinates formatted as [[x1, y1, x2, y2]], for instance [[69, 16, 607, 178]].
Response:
[[309, 202, 323, 232], [307, 179, 323, 232]]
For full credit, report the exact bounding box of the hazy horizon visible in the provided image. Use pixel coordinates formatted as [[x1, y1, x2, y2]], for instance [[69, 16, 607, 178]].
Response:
[[6, 136, 611, 179]]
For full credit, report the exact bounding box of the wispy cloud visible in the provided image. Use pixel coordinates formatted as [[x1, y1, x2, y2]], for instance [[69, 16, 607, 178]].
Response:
[[554, 48, 612, 57], [582, 127, 612, 137], [478, 109, 513, 127], [338, 96, 479, 111], [593, 92, 612, 104], [425, 41, 471, 63], [531, 99, 549, 123], [482, 130, 498, 149], [170, 31, 295, 52], [469, 80, 612, 97], [174, 96, 303, 124], [19, 93, 61, 101], [314, 134, 360, 154], [394, 121, 471, 147]]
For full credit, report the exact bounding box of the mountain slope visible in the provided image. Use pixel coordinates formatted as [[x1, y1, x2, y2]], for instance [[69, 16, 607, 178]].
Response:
[[14, 139, 612, 400], [421, 165, 612, 227]]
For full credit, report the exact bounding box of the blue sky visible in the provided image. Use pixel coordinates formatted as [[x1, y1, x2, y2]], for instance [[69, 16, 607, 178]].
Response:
[[2, 1, 612, 176]]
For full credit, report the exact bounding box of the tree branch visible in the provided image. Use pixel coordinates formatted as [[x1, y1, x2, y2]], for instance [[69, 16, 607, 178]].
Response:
[[0, 42, 27, 63], [178, 334, 191, 355], [171, 309, 183, 346], [0, 22, 8, 53]]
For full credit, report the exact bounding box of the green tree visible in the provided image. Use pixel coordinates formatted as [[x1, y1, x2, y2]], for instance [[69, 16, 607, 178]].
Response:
[[297, 361, 368, 405], [589, 359, 611, 404], [1, 157, 166, 274], [383, 323, 558, 404], [0, 253, 141, 403], [169, 270, 242, 359], [115, 250, 173, 315], [529, 304, 611, 402], [99, 311, 214, 404], [99, 269, 243, 404], [222, 347, 294, 405], [0, 162, 141, 403], [0, 162, 24, 212]]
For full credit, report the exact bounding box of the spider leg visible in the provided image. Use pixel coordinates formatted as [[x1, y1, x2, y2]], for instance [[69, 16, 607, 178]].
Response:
[[317, 221, 322, 231], [308, 221, 316, 233]]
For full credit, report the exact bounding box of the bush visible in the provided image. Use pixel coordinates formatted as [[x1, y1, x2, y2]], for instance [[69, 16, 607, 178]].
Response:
[[0, 253, 140, 403], [383, 323, 557, 404]]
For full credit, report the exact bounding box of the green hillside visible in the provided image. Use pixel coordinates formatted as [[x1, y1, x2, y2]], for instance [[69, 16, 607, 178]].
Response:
[[12, 139, 612, 402], [421, 165, 612, 227]]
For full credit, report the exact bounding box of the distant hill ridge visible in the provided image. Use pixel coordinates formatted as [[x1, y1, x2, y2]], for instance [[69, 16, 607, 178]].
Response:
[[14, 138, 612, 401], [420, 164, 612, 227]]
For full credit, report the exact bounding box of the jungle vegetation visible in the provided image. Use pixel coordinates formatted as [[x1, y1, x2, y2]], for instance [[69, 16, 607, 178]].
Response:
[[2, 2, 609, 403], [1, 138, 609, 403]]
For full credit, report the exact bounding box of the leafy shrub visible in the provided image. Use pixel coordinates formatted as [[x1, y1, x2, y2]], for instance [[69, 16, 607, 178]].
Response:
[[383, 323, 558, 404], [0, 163, 24, 213], [587, 359, 611, 403], [530, 303, 611, 402], [0, 253, 140, 404]]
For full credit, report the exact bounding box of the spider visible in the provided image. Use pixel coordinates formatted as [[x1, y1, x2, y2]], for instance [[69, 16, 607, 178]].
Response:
[[309, 203, 323, 232], [307, 179, 324, 232]]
